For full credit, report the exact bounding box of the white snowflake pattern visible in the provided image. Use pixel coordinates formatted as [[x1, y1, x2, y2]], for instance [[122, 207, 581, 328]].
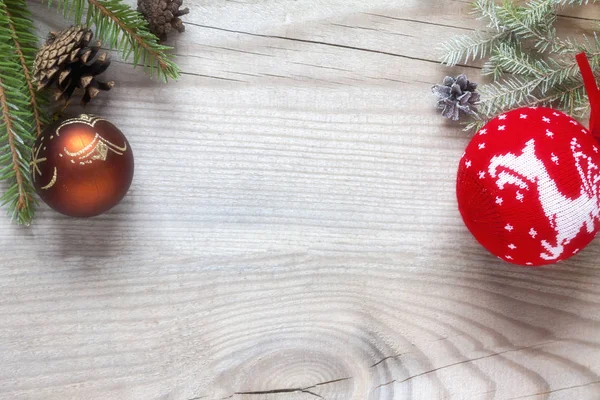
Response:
[[478, 143, 486, 150], [461, 152, 466, 158], [582, 129, 588, 134], [573, 248, 580, 254], [505, 255, 513, 260], [498, 125, 506, 131], [526, 262, 533, 266], [520, 114, 528, 119], [546, 129, 554, 138], [552, 112, 560, 116], [465, 160, 472, 168], [529, 106, 538, 109], [505, 224, 513, 232], [516, 191, 524, 202], [508, 244, 517, 250], [542, 116, 551, 123], [496, 196, 503, 205], [594, 146, 598, 153], [498, 114, 507, 120], [569, 120, 578, 125], [551, 153, 559, 165], [479, 128, 487, 135], [529, 228, 537, 238], [478, 171, 485, 179]]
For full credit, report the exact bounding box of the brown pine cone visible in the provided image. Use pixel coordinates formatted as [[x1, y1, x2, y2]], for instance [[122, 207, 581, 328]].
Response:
[[33, 25, 114, 106], [138, 0, 189, 40]]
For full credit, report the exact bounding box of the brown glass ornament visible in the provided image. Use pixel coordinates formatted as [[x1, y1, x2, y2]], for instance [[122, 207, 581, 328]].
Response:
[[31, 114, 134, 217]]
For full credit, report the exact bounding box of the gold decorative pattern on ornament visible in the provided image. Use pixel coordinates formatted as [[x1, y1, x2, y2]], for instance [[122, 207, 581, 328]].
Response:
[[40, 167, 57, 190], [30, 143, 47, 182], [57, 114, 107, 132], [78, 114, 95, 123], [63, 133, 127, 161]]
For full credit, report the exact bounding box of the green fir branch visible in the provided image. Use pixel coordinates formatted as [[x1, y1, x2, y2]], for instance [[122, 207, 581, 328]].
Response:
[[483, 43, 545, 77], [495, 1, 559, 51], [478, 75, 540, 116], [0, 0, 38, 224], [473, 0, 502, 29], [524, 0, 557, 24], [441, 31, 511, 66], [45, 0, 180, 81], [440, 0, 600, 131], [2, 0, 48, 137], [531, 79, 588, 115]]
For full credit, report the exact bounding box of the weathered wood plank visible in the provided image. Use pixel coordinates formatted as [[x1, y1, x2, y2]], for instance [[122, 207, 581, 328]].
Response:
[[1, 1, 599, 399]]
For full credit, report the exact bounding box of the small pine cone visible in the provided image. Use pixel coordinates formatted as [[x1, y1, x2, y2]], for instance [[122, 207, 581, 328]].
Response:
[[138, 0, 189, 40], [33, 25, 114, 106], [432, 74, 480, 121]]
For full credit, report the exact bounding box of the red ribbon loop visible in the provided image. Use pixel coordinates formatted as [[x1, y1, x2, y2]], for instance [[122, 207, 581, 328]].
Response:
[[577, 52, 600, 139]]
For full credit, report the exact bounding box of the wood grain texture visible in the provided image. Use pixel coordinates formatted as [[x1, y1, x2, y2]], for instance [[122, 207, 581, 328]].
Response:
[[1, 1, 600, 399]]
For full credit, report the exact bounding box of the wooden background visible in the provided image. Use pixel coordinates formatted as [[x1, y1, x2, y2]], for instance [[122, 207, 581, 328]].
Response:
[[1, 1, 600, 399]]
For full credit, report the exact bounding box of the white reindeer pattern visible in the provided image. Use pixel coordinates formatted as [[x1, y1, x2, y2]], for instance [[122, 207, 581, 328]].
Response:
[[488, 138, 600, 260]]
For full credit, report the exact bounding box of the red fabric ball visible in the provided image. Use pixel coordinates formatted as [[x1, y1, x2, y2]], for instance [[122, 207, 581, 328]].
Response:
[[457, 107, 600, 266]]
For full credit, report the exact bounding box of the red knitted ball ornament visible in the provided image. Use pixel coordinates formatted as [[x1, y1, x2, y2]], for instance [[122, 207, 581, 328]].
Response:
[[457, 53, 600, 266], [457, 107, 600, 265]]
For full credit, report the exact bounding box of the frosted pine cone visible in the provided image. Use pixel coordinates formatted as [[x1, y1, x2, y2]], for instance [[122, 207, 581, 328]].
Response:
[[432, 74, 480, 121], [138, 0, 189, 40]]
